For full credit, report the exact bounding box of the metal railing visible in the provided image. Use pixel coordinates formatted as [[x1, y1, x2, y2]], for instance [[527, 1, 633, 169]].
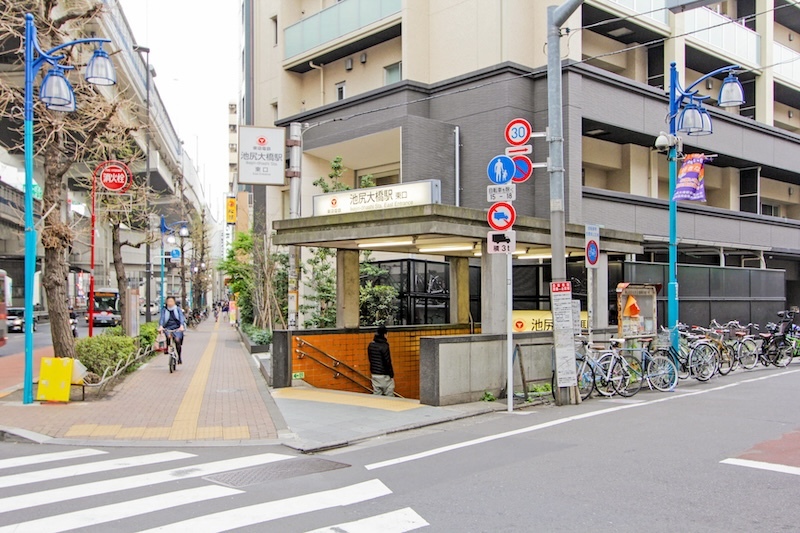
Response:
[[599, 0, 669, 25], [773, 41, 800, 88], [684, 7, 760, 67]]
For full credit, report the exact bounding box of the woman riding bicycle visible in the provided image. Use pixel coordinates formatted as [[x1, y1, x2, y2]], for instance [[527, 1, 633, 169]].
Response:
[[158, 296, 186, 364]]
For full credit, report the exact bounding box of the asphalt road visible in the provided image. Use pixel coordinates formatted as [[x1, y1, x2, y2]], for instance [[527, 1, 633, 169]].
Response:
[[1, 365, 800, 531]]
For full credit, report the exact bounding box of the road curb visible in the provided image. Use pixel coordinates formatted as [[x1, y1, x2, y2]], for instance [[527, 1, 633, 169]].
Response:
[[0, 425, 54, 444]]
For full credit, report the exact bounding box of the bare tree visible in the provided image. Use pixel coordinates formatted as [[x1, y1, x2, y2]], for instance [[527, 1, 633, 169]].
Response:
[[0, 2, 138, 356]]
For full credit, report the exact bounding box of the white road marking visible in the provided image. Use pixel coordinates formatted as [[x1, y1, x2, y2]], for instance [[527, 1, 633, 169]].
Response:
[[0, 452, 292, 513], [138, 479, 393, 533], [721, 458, 800, 477], [305, 507, 429, 533], [0, 448, 106, 471], [0, 451, 194, 489], [366, 369, 800, 470], [0, 485, 241, 533], [308, 507, 430, 533]]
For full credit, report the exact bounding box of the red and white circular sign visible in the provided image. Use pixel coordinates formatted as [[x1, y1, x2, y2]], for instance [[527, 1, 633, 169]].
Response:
[[504, 118, 532, 146], [99, 164, 131, 192], [257, 136, 267, 146], [487, 201, 516, 231]]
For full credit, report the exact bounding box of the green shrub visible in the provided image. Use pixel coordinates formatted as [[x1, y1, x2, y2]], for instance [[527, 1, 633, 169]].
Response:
[[103, 326, 124, 337], [75, 335, 136, 375], [138, 322, 158, 347], [241, 322, 272, 345]]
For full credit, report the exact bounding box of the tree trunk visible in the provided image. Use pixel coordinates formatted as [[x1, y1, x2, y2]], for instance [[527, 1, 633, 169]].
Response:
[[111, 223, 129, 334], [41, 145, 75, 358]]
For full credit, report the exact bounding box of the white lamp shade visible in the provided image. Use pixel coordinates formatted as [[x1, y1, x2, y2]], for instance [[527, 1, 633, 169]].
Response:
[[39, 68, 74, 106], [85, 48, 116, 86], [167, 235, 177, 245], [179, 227, 189, 237], [46, 92, 76, 112], [688, 108, 713, 136], [718, 74, 745, 107], [677, 105, 703, 133]]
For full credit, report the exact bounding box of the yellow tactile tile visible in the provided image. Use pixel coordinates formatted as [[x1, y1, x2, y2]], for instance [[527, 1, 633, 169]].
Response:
[[141, 427, 171, 439], [115, 427, 147, 439], [222, 426, 250, 440], [196, 426, 224, 439], [64, 424, 98, 437], [271, 388, 423, 412], [89, 424, 123, 437]]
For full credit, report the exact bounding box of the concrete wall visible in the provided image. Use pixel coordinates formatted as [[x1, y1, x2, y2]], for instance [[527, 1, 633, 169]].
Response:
[[419, 332, 553, 406]]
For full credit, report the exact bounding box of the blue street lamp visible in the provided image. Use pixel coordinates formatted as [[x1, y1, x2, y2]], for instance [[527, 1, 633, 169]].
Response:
[[159, 216, 189, 312], [662, 61, 744, 349], [23, 13, 116, 404]]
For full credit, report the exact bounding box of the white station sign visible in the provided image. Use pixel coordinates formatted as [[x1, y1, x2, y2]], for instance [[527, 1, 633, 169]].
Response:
[[238, 126, 286, 185], [312, 180, 441, 216]]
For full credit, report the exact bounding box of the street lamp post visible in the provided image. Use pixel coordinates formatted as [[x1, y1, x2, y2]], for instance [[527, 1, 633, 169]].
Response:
[[662, 61, 744, 348], [159, 216, 189, 312], [133, 45, 154, 323], [22, 12, 116, 404]]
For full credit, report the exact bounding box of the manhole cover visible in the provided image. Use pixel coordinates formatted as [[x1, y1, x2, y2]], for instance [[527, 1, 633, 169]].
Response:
[[204, 457, 350, 488]]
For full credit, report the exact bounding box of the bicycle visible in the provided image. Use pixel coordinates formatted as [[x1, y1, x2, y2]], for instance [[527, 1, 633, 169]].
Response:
[[692, 325, 735, 376], [653, 325, 719, 382], [604, 337, 678, 397], [713, 320, 758, 371], [164, 329, 180, 373]]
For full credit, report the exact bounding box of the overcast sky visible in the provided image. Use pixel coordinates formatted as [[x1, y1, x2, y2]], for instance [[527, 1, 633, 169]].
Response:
[[118, 0, 240, 222]]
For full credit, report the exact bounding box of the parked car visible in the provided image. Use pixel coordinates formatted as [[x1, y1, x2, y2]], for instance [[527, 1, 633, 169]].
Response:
[[7, 307, 35, 333], [140, 302, 160, 316]]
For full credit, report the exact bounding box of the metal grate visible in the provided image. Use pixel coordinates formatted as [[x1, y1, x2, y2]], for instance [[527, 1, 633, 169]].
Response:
[[204, 458, 350, 488]]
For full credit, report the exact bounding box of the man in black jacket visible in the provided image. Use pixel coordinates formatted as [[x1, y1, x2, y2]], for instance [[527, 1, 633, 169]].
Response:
[[367, 325, 394, 396]]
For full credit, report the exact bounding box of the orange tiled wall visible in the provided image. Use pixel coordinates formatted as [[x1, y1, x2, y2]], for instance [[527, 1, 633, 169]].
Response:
[[292, 326, 476, 399]]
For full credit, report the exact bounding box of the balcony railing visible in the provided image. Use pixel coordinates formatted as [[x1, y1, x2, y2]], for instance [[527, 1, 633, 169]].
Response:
[[284, 0, 402, 60], [600, 0, 669, 26], [773, 41, 800, 88], [684, 7, 760, 67]]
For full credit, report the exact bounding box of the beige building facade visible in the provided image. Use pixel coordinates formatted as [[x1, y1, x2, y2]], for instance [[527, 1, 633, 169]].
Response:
[[238, 0, 800, 326]]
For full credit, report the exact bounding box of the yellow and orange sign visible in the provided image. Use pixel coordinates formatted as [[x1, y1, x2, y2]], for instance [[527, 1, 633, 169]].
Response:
[[512, 310, 588, 333], [225, 197, 237, 225]]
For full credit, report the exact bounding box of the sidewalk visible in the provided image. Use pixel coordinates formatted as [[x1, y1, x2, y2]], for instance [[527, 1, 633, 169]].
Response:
[[0, 319, 504, 449]]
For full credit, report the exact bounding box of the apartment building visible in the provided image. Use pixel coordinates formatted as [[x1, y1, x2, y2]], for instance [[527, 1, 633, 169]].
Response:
[[240, 0, 800, 327]]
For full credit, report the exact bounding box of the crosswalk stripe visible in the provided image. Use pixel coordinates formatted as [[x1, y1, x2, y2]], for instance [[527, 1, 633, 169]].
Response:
[[0, 452, 292, 513], [0, 485, 242, 533], [305, 507, 429, 533], [0, 449, 106, 471], [0, 451, 194, 489], [721, 457, 800, 476], [138, 479, 393, 533]]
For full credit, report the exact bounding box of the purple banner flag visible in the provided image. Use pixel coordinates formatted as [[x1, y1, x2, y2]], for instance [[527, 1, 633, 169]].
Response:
[[672, 153, 707, 202]]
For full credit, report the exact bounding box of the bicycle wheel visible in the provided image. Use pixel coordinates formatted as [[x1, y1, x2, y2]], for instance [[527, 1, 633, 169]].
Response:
[[612, 355, 643, 397], [575, 357, 595, 401], [168, 346, 176, 373], [655, 348, 689, 380], [738, 339, 758, 370], [594, 353, 616, 397], [690, 343, 718, 381], [646, 354, 678, 392], [717, 344, 734, 376], [771, 340, 793, 367]]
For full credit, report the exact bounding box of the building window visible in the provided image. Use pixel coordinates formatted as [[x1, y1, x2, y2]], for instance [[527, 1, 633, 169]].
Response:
[[646, 44, 664, 89], [335, 82, 346, 101], [739, 168, 759, 214], [228, 103, 237, 114], [271, 16, 278, 46], [740, 78, 756, 119], [229, 124, 237, 133], [229, 143, 237, 152], [761, 203, 779, 217], [271, 103, 279, 124], [384, 62, 402, 85]]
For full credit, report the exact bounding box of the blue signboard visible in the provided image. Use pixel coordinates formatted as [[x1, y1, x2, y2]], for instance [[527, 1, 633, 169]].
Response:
[[486, 155, 515, 185], [170, 249, 181, 259]]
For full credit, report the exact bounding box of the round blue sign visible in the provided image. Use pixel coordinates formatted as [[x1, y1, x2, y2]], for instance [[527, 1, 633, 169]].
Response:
[[486, 155, 515, 185], [586, 240, 599, 265]]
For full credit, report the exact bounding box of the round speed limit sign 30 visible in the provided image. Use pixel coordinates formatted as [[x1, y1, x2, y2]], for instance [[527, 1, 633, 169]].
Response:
[[504, 118, 532, 146]]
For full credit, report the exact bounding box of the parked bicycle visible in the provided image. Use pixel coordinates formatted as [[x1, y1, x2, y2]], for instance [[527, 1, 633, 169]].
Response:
[[653, 325, 719, 382]]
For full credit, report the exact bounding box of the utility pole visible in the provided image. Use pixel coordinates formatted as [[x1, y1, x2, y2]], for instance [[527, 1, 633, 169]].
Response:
[[547, 0, 583, 406], [133, 45, 153, 322]]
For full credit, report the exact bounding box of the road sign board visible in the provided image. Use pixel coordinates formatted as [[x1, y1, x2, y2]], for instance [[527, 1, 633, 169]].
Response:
[[511, 155, 533, 183], [487, 184, 516, 202], [550, 280, 577, 387], [486, 155, 515, 184], [487, 202, 516, 231], [585, 224, 600, 269], [487, 230, 516, 254], [98, 163, 131, 193], [505, 144, 532, 156], [170, 257, 180, 264], [505, 118, 532, 146], [170, 249, 181, 259]]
